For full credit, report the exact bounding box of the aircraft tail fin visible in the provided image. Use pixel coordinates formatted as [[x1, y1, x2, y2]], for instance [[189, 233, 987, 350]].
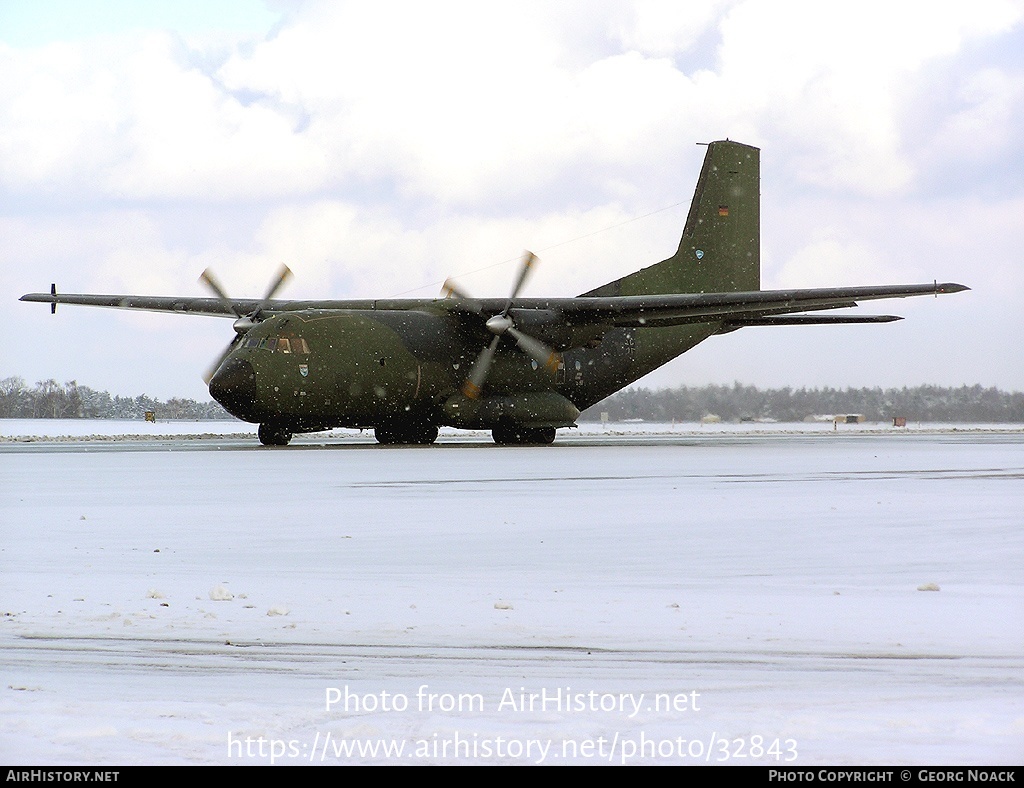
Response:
[[581, 140, 760, 297]]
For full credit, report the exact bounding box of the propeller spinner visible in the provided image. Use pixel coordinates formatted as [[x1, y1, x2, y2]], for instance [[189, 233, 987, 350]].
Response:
[[444, 252, 562, 399], [199, 264, 293, 383]]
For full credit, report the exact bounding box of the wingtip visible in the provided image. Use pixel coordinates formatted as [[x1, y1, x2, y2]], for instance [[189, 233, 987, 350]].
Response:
[[937, 282, 970, 294]]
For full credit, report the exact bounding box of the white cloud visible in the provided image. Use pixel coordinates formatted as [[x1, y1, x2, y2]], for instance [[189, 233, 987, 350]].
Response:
[[925, 67, 1024, 163], [613, 0, 735, 56], [0, 34, 326, 201], [0, 41, 120, 188], [5, 1, 1020, 203], [708, 0, 1023, 194], [775, 234, 892, 289]]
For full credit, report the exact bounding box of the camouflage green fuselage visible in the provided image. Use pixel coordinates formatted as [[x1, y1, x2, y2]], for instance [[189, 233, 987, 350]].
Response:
[[221, 307, 718, 432]]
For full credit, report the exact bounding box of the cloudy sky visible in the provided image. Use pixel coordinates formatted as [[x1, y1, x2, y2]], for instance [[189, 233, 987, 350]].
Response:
[[3, 0, 1022, 400]]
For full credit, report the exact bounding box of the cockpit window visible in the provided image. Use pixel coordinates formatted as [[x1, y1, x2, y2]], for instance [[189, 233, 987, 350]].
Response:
[[250, 334, 310, 354]]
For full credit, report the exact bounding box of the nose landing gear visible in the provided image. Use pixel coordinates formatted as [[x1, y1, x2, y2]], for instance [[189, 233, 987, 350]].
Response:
[[258, 423, 292, 446]]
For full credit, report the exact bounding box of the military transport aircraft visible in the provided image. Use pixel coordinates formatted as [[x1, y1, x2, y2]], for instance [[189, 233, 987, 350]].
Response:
[[21, 140, 966, 446]]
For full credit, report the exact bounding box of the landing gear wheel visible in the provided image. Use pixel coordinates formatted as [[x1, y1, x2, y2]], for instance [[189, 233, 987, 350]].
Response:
[[374, 423, 439, 445], [491, 426, 556, 445], [531, 427, 556, 445], [258, 423, 292, 446]]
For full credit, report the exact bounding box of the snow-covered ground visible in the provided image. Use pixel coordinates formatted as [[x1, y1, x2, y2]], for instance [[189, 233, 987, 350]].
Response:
[[4, 417, 1023, 441], [1, 426, 1021, 765], [1, 418, 259, 440]]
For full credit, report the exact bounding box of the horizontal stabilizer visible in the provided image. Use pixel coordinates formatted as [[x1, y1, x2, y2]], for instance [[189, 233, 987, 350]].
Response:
[[724, 314, 903, 327]]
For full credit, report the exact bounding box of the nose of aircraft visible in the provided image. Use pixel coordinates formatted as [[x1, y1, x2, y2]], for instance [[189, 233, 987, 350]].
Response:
[[208, 357, 257, 419]]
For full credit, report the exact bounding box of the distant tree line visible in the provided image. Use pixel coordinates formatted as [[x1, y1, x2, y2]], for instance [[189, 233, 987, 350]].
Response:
[[4, 377, 1022, 423], [581, 383, 1024, 423], [0, 377, 230, 420]]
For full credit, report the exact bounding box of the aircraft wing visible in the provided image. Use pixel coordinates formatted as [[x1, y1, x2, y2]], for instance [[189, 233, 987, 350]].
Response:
[[18, 292, 381, 317], [21, 281, 967, 327], [528, 282, 964, 325], [460, 282, 969, 330]]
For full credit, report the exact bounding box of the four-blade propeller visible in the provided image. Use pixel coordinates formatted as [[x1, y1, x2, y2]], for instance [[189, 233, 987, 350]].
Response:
[[199, 256, 558, 396], [444, 252, 562, 399], [199, 264, 292, 383]]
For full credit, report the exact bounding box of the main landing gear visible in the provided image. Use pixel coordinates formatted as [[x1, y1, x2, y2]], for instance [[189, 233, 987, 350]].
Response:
[[491, 426, 556, 445], [374, 423, 439, 445], [258, 422, 554, 446], [258, 423, 292, 446]]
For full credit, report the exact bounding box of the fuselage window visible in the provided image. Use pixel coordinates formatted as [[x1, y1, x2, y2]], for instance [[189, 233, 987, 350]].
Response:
[[278, 337, 291, 354]]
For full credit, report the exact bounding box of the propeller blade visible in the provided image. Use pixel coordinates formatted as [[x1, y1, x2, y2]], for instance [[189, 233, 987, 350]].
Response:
[[461, 335, 500, 399], [441, 278, 469, 299], [260, 263, 293, 304], [200, 265, 290, 383], [507, 325, 562, 374], [203, 335, 243, 385], [441, 278, 482, 313], [198, 269, 241, 317], [453, 251, 543, 398], [502, 251, 537, 316]]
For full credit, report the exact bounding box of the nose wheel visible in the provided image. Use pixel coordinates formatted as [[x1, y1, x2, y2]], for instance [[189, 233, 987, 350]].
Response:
[[258, 423, 292, 446]]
